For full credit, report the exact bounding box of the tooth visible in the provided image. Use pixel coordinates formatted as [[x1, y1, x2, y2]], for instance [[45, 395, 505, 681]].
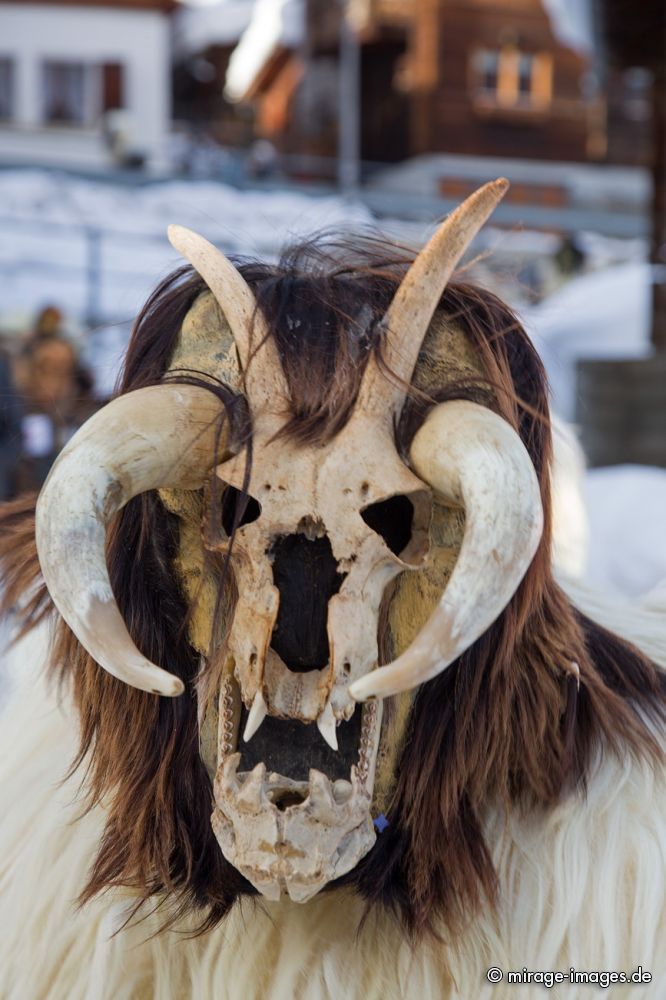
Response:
[[308, 770, 335, 813], [236, 762, 267, 811], [243, 690, 268, 742], [215, 751, 241, 798], [317, 701, 338, 751], [222, 752, 241, 782], [332, 779, 353, 804], [351, 764, 364, 795]]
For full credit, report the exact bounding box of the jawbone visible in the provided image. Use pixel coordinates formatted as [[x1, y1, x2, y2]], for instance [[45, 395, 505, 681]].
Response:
[[212, 756, 376, 902]]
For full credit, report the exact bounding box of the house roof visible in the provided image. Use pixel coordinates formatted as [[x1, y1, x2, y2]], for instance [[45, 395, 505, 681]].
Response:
[[225, 0, 303, 102], [541, 0, 594, 54]]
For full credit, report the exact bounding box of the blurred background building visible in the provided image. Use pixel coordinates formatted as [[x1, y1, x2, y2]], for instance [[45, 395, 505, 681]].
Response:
[[0, 0, 175, 171], [0, 0, 665, 590], [214, 0, 646, 168]]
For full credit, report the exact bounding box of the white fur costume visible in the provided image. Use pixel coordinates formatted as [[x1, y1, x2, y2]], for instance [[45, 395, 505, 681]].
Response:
[[1, 585, 664, 1000]]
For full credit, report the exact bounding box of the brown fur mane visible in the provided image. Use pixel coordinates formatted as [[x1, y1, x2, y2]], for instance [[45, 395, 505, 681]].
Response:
[[0, 236, 663, 940]]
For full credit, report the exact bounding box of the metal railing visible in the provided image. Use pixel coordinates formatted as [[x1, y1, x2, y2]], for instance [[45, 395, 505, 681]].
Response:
[[0, 213, 248, 327]]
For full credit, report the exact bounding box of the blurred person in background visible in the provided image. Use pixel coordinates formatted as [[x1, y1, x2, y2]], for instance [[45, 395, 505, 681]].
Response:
[[13, 307, 98, 494], [33, 305, 63, 339]]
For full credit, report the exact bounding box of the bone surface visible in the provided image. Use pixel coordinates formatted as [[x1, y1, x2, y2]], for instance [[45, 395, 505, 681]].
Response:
[[215, 417, 427, 724], [357, 178, 509, 421], [350, 400, 543, 701], [212, 755, 375, 902], [35, 385, 226, 696], [167, 225, 288, 411]]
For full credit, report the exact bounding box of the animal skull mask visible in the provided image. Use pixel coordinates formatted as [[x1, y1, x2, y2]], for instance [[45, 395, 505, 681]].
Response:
[[35, 180, 544, 902]]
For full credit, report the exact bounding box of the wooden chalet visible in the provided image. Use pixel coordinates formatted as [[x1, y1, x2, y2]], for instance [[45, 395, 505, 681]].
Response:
[[227, 0, 651, 172]]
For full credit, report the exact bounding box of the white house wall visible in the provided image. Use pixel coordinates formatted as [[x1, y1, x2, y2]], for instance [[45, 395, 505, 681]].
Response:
[[0, 3, 171, 170]]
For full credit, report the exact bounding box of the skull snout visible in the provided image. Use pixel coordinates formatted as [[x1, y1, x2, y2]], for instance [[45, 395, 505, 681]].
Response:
[[269, 533, 344, 672]]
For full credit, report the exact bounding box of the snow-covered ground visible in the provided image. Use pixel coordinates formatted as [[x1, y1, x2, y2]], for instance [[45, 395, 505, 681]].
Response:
[[1, 168, 664, 600], [0, 169, 373, 393], [0, 168, 372, 330]]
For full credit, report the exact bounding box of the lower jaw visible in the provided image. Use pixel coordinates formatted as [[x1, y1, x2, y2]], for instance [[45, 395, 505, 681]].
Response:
[[209, 698, 383, 902], [211, 762, 376, 902]]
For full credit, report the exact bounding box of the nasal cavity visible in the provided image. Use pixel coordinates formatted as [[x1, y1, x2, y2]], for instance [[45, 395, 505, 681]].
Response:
[[270, 533, 344, 673]]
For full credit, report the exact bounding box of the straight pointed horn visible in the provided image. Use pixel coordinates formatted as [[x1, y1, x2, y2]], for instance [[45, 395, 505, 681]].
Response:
[[167, 225, 288, 409], [349, 401, 543, 701], [35, 385, 226, 697], [356, 179, 508, 420]]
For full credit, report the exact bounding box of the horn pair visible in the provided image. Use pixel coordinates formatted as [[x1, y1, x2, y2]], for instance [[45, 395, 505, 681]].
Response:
[[35, 179, 543, 702]]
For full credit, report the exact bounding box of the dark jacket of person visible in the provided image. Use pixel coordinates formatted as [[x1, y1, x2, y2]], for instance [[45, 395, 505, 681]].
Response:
[[0, 352, 23, 501]]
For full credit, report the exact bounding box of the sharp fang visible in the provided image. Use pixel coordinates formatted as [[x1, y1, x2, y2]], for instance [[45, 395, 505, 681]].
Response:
[[243, 690, 268, 742], [317, 701, 338, 751]]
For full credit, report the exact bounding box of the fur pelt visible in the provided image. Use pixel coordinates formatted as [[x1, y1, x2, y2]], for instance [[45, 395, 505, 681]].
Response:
[[1, 239, 665, 997], [1, 586, 664, 1000]]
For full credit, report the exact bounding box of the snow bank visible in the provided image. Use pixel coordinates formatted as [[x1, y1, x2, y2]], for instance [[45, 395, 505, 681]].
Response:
[[584, 465, 666, 599], [526, 262, 654, 420]]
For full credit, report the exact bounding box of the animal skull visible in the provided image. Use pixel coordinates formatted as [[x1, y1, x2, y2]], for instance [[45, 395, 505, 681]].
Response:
[[204, 379, 432, 898], [34, 179, 544, 902]]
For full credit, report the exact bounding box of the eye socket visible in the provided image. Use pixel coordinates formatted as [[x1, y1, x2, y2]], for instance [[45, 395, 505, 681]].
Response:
[[221, 486, 261, 535], [361, 494, 414, 556]]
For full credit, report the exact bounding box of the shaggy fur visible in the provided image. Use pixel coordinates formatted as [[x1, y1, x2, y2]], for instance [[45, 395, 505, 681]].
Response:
[[0, 609, 664, 999], [0, 236, 665, 978]]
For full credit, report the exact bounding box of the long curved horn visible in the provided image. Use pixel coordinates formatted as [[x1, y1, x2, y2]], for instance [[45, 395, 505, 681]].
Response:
[[349, 401, 543, 701], [356, 179, 508, 421], [35, 385, 226, 697], [167, 225, 288, 410]]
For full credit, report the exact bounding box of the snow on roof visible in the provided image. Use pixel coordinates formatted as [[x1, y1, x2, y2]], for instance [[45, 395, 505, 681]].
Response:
[[174, 0, 254, 58], [541, 0, 594, 54], [225, 0, 304, 102]]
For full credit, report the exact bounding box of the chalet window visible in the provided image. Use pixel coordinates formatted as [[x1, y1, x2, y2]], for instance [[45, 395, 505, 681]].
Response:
[[41, 61, 126, 126], [478, 51, 500, 95], [0, 58, 13, 121], [472, 47, 552, 111], [517, 54, 533, 99], [43, 62, 87, 125], [621, 66, 652, 122]]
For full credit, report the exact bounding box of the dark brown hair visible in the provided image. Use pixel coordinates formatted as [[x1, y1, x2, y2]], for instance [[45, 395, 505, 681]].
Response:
[[1, 235, 663, 939]]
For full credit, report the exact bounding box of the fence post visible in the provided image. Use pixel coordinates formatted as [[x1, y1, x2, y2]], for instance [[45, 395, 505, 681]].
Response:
[[338, 0, 361, 195], [85, 226, 102, 326]]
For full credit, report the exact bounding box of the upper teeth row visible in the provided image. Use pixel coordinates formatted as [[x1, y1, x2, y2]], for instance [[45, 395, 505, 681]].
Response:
[[243, 688, 339, 751]]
